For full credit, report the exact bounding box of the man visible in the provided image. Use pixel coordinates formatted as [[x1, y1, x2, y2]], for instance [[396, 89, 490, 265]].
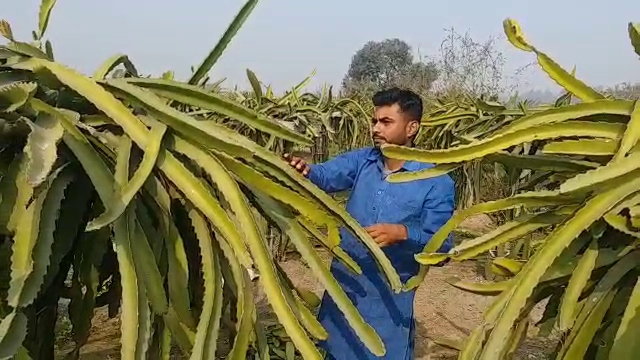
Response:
[[285, 88, 455, 359]]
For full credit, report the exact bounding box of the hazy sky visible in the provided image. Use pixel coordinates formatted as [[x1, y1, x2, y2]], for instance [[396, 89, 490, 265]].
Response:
[[3, 0, 640, 94]]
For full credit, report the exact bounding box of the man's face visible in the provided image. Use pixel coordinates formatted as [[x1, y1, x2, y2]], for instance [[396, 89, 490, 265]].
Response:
[[371, 104, 418, 148]]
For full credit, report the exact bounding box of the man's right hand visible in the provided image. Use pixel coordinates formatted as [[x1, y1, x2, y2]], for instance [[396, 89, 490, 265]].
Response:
[[283, 153, 311, 176]]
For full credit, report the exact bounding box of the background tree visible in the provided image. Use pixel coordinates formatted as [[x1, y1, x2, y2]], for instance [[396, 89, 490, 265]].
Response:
[[431, 27, 532, 99], [341, 38, 438, 96], [600, 81, 640, 99]]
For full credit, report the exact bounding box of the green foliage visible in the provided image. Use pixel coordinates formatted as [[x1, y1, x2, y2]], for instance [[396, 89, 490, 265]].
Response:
[[385, 17, 640, 359], [411, 92, 566, 213], [219, 69, 371, 156], [187, 0, 258, 86], [0, 1, 396, 359], [208, 70, 372, 261], [3, 0, 638, 358]]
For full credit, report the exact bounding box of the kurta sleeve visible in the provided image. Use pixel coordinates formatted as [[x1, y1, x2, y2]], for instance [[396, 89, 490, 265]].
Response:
[[406, 176, 455, 254], [306, 149, 366, 193]]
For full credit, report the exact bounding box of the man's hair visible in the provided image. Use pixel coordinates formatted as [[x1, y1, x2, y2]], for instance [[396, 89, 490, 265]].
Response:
[[371, 87, 423, 122]]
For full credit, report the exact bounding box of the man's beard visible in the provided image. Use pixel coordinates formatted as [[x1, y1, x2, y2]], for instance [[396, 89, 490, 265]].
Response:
[[372, 136, 386, 148]]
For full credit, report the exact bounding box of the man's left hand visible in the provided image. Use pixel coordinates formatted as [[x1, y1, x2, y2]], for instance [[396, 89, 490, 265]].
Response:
[[365, 223, 408, 247]]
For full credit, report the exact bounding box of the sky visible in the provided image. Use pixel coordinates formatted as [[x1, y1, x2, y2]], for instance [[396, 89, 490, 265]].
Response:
[[3, 0, 640, 94]]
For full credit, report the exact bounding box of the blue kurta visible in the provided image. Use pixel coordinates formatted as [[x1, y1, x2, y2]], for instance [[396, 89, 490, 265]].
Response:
[[306, 147, 455, 360]]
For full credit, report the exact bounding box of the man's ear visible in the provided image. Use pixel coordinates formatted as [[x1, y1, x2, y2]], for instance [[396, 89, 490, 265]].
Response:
[[407, 120, 420, 138]]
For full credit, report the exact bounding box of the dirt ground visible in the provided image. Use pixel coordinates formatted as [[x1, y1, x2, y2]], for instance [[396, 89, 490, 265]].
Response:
[[55, 251, 554, 359]]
